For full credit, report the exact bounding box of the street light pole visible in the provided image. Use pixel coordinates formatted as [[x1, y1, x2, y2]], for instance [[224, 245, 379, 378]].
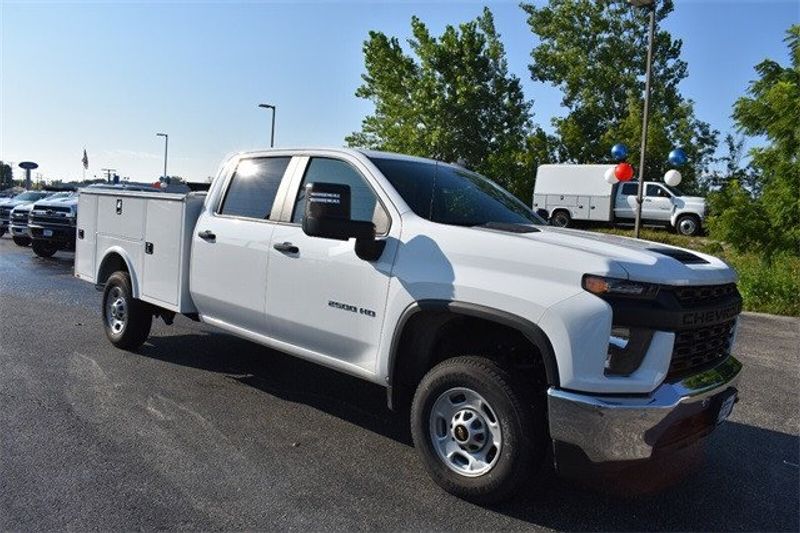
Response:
[[156, 133, 168, 181], [630, 0, 656, 239], [258, 104, 276, 148]]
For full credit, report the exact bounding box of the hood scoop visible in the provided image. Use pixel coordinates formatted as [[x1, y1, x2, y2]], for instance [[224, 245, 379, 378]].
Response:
[[647, 247, 709, 265]]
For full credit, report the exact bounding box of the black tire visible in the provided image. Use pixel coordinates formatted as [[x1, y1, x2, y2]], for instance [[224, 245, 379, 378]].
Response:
[[102, 271, 152, 350], [0, 227, 6, 237], [12, 236, 31, 247], [32, 240, 58, 257], [410, 356, 547, 504], [675, 214, 701, 236], [550, 210, 571, 228]]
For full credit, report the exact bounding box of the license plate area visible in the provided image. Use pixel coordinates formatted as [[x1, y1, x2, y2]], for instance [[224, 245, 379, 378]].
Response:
[[43, 229, 53, 237]]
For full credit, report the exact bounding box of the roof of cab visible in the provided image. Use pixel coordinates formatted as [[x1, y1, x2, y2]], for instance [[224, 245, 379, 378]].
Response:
[[236, 147, 444, 166]]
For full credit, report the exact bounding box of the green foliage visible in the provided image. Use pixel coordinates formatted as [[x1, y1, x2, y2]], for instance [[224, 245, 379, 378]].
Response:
[[0, 161, 13, 190], [522, 0, 718, 193], [346, 8, 539, 199], [709, 25, 800, 259]]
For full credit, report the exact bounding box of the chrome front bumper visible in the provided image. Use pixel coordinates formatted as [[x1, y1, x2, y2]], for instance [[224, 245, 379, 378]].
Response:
[[547, 356, 742, 464]]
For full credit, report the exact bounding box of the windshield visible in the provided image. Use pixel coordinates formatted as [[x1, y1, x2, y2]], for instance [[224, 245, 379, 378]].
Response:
[[14, 191, 47, 202], [370, 157, 544, 227]]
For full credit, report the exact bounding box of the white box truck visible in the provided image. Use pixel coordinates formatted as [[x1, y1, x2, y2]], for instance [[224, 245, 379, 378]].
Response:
[[532, 164, 707, 236], [75, 149, 742, 503]]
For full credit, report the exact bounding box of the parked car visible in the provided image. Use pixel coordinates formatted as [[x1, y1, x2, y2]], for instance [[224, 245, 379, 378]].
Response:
[[532, 164, 707, 236], [0, 191, 56, 238], [75, 149, 742, 503]]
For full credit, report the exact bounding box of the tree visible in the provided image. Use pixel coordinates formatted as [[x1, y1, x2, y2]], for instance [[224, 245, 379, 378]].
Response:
[[522, 0, 718, 192], [708, 25, 800, 258], [0, 161, 13, 190], [347, 8, 538, 199], [704, 134, 760, 194]]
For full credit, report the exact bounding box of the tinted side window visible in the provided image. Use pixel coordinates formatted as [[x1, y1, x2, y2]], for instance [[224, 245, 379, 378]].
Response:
[[647, 184, 670, 198], [292, 158, 389, 234], [220, 157, 291, 219], [621, 183, 638, 196]]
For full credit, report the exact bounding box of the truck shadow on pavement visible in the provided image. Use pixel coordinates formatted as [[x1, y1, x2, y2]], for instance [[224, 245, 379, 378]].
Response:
[[137, 328, 799, 532]]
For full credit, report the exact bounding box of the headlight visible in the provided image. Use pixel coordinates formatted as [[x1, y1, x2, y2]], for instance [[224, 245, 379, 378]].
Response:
[[605, 326, 654, 376], [582, 275, 659, 299]]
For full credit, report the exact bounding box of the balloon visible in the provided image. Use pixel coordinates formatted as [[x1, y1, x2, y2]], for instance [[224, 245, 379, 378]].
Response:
[[615, 162, 634, 182], [610, 143, 629, 161], [668, 148, 688, 167], [664, 169, 682, 186], [604, 167, 618, 184]]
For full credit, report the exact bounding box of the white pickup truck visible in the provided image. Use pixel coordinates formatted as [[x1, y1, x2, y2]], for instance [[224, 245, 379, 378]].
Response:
[[75, 148, 742, 502], [533, 164, 708, 236]]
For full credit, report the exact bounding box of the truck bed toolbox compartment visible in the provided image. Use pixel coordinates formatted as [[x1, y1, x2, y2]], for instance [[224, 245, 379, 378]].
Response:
[[75, 189, 205, 313]]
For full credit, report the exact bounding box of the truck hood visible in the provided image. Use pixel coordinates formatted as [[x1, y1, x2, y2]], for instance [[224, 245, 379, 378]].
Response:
[[11, 203, 33, 214], [1, 198, 35, 209], [35, 196, 78, 209], [478, 225, 735, 286]]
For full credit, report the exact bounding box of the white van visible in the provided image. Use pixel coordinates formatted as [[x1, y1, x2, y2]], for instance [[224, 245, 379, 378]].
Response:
[[532, 164, 707, 236]]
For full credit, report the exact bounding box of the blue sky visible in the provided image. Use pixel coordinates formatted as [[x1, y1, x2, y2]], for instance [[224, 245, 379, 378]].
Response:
[[1, 0, 797, 183]]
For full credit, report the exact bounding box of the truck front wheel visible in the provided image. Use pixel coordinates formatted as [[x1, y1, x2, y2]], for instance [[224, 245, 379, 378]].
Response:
[[675, 214, 701, 236], [32, 241, 57, 257], [13, 236, 31, 247], [410, 356, 546, 503], [102, 271, 152, 350]]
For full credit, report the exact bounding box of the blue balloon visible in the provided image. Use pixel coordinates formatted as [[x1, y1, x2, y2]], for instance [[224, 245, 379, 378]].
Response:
[[669, 148, 688, 167], [611, 143, 629, 161]]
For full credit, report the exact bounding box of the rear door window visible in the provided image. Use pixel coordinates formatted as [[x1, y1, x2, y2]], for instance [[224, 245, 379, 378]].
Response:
[[621, 183, 638, 196], [219, 157, 291, 219]]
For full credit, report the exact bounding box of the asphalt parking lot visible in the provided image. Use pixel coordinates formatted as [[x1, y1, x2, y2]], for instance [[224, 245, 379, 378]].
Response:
[[1, 236, 798, 532]]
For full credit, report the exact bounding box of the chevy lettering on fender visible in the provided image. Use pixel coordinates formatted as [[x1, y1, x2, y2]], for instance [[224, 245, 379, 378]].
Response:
[[74, 148, 743, 504]]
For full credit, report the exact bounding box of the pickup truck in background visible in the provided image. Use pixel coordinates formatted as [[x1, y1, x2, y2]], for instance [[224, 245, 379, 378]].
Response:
[[28, 184, 161, 258], [533, 164, 708, 236], [75, 148, 742, 502]]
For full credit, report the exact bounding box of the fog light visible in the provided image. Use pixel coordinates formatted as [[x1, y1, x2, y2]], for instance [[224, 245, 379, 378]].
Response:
[[605, 326, 654, 376]]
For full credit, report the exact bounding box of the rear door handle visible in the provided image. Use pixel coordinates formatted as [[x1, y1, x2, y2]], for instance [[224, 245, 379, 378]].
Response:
[[273, 242, 299, 254], [197, 230, 216, 241]]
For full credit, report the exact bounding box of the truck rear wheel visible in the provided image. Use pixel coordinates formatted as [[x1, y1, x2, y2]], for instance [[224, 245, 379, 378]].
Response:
[[410, 356, 546, 503], [13, 236, 31, 247], [675, 214, 701, 236], [102, 271, 152, 350], [32, 241, 58, 257], [550, 210, 571, 228]]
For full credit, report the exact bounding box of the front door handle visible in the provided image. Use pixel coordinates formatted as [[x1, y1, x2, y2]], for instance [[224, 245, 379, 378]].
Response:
[[197, 229, 216, 241], [273, 242, 299, 254]]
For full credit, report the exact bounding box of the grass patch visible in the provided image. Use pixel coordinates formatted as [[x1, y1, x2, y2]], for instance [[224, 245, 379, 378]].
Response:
[[592, 227, 800, 317]]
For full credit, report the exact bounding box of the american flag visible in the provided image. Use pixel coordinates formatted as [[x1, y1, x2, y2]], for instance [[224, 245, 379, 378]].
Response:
[[82, 149, 89, 170]]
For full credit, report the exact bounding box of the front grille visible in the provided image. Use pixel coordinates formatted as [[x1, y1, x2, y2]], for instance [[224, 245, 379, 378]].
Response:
[[12, 213, 28, 223], [30, 212, 74, 226], [669, 319, 736, 378], [0, 207, 11, 219], [37, 205, 71, 213], [667, 283, 738, 307]]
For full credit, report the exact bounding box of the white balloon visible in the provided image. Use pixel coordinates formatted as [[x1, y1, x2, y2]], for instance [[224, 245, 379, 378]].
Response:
[[664, 169, 682, 186], [604, 167, 618, 184]]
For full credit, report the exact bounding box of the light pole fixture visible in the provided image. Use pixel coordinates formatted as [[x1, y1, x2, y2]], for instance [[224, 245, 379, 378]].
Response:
[[156, 132, 169, 182], [628, 0, 656, 239], [258, 103, 276, 148]]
